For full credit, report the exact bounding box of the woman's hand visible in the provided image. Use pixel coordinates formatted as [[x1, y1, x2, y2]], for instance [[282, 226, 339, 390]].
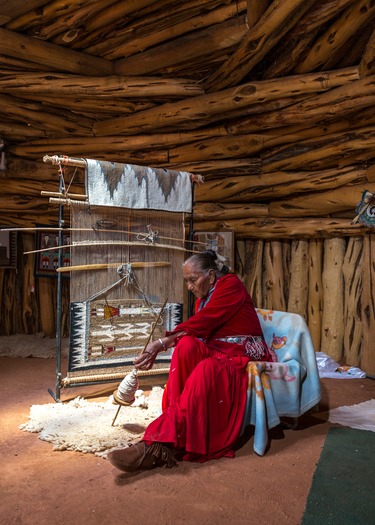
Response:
[[134, 332, 184, 371], [134, 340, 160, 371]]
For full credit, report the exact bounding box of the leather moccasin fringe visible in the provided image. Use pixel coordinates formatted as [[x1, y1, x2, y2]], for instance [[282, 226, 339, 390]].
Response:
[[107, 441, 177, 472]]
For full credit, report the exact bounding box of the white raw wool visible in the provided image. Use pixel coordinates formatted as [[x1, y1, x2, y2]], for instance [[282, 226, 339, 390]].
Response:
[[117, 368, 139, 403], [329, 399, 375, 432], [19, 387, 164, 456]]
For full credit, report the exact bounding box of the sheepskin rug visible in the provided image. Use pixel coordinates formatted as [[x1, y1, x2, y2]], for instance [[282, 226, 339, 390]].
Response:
[[19, 387, 164, 457], [329, 399, 375, 432]]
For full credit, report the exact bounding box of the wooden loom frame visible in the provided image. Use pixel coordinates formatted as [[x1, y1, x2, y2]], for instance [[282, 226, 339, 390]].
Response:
[[43, 155, 197, 402]]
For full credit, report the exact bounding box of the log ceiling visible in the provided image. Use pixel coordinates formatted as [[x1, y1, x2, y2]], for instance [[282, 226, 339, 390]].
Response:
[[1, 0, 375, 237]]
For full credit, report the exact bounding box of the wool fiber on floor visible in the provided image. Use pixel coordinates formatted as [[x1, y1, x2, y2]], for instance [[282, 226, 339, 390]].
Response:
[[19, 387, 163, 456]]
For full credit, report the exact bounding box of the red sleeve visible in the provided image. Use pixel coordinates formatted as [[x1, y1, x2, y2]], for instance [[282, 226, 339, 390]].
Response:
[[168, 274, 248, 340]]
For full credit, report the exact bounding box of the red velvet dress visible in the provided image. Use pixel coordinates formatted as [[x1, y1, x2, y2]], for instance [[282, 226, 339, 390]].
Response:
[[143, 273, 273, 462]]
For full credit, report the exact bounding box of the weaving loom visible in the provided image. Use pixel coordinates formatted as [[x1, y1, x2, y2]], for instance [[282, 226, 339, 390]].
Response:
[[44, 156, 197, 398]]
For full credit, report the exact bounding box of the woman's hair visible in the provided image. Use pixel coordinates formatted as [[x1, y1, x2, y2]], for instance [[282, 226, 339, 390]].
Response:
[[184, 250, 230, 276]]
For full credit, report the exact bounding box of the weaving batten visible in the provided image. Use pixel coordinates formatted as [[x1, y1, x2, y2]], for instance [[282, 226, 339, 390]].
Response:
[[24, 240, 200, 256], [56, 261, 171, 272], [2, 226, 207, 248]]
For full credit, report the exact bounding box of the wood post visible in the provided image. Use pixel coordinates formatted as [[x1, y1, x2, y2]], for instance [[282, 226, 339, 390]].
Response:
[[287, 240, 309, 318], [343, 237, 363, 366], [321, 238, 345, 361], [263, 241, 286, 311], [21, 234, 38, 334], [2, 269, 18, 335], [244, 239, 264, 308], [361, 234, 375, 376], [0, 270, 4, 333], [37, 277, 56, 337], [308, 238, 323, 352]]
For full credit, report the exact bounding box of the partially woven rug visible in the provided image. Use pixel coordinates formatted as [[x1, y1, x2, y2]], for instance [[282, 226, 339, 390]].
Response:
[[85, 159, 192, 212], [19, 387, 163, 457]]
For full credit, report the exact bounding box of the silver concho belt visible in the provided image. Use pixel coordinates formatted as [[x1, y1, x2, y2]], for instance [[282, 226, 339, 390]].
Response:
[[215, 335, 266, 360]]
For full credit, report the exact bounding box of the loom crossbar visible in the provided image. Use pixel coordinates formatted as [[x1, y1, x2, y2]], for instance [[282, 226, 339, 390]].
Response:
[[43, 154, 204, 183], [62, 368, 170, 387]]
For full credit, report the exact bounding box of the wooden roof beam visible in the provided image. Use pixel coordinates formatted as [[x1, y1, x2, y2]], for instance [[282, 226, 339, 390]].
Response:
[[0, 93, 94, 135], [0, 0, 49, 26], [114, 15, 248, 76], [260, 0, 356, 79], [204, 0, 317, 92], [246, 0, 270, 30], [193, 217, 367, 239], [360, 26, 375, 77], [295, 0, 375, 73], [23, 0, 119, 41], [0, 27, 114, 75], [94, 67, 359, 136], [104, 1, 247, 60], [0, 71, 204, 98]]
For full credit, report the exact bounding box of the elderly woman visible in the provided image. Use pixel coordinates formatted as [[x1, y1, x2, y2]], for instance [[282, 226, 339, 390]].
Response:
[[107, 250, 273, 472]]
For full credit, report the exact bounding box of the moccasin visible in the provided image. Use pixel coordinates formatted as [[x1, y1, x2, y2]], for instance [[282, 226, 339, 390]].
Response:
[[107, 441, 177, 472]]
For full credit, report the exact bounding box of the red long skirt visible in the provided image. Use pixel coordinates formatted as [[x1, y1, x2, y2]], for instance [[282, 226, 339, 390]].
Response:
[[143, 336, 249, 462]]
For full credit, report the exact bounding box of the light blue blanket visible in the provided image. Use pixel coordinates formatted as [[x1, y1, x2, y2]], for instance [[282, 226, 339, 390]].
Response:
[[241, 309, 322, 456]]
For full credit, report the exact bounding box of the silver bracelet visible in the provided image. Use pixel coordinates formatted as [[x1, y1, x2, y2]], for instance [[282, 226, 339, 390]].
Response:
[[158, 338, 168, 351]]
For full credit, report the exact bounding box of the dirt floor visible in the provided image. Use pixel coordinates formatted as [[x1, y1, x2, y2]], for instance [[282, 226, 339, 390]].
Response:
[[1, 348, 375, 525]]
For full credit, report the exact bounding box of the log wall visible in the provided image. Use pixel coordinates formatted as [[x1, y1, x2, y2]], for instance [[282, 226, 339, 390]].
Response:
[[237, 236, 374, 374], [1, 159, 374, 375], [0, 231, 69, 338], [2, 227, 373, 375]]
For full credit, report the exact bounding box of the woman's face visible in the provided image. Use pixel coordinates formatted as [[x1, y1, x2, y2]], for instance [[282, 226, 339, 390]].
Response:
[[183, 261, 215, 299]]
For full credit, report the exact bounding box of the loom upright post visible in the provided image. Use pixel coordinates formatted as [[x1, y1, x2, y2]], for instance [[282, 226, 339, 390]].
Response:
[[49, 175, 65, 402], [188, 181, 195, 318]]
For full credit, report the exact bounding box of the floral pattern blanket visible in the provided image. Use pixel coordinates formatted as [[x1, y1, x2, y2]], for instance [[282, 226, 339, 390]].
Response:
[[242, 309, 322, 456]]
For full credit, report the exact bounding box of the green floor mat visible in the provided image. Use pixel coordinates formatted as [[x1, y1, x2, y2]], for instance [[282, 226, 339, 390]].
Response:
[[302, 427, 375, 525]]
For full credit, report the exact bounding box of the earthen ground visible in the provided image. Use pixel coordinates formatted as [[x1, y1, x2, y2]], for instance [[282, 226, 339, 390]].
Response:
[[1, 349, 375, 525]]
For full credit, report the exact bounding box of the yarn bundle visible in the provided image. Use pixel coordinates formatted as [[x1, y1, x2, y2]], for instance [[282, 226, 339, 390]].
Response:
[[113, 368, 139, 405]]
